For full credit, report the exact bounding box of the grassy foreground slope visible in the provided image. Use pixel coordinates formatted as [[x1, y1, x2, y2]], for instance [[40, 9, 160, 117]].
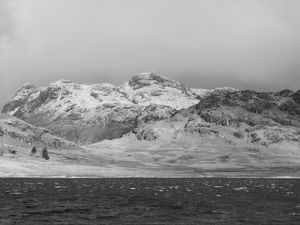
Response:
[[0, 132, 299, 177]]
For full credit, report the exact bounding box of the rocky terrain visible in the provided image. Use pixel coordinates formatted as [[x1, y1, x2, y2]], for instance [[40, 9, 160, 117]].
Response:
[[0, 72, 299, 177], [0, 113, 77, 150], [135, 88, 300, 143]]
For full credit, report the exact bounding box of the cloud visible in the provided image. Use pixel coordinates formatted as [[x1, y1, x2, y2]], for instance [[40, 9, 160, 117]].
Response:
[[0, 0, 300, 106], [0, 0, 19, 98], [0, 0, 14, 38]]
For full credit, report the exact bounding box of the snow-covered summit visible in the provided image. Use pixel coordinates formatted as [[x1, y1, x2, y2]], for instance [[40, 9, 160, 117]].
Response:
[[50, 79, 72, 86], [119, 72, 198, 109], [22, 83, 36, 88], [126, 72, 191, 93], [13, 83, 36, 101]]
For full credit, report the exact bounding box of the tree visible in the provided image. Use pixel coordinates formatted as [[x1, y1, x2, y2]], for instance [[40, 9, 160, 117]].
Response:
[[0, 140, 5, 156], [42, 147, 49, 160], [73, 127, 84, 144], [31, 147, 37, 155]]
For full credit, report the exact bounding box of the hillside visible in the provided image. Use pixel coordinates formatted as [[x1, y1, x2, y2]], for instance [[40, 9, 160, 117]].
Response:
[[0, 112, 79, 171], [0, 113, 78, 150], [124, 89, 300, 176]]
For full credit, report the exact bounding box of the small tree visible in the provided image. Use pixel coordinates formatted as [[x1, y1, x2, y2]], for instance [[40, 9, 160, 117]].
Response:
[[0, 140, 5, 156], [31, 147, 37, 155], [73, 127, 84, 144], [233, 130, 244, 139], [42, 147, 49, 160]]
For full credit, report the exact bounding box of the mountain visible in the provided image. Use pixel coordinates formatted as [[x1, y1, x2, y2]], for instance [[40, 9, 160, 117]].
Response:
[[1, 73, 300, 177], [3, 72, 235, 144]]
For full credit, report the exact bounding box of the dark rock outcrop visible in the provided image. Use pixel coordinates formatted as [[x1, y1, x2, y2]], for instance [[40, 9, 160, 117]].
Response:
[[275, 89, 293, 97], [189, 90, 300, 128], [291, 90, 300, 104]]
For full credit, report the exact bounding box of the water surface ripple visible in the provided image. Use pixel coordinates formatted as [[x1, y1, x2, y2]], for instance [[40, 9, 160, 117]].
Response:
[[0, 178, 299, 224]]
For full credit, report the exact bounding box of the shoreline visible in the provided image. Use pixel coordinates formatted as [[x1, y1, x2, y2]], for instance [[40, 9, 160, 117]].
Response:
[[0, 175, 300, 179]]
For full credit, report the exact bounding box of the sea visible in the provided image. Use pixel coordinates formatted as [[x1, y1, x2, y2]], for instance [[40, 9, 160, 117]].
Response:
[[0, 178, 299, 224]]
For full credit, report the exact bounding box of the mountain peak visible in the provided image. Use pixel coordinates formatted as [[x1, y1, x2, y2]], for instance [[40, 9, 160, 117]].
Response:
[[22, 83, 36, 89], [128, 72, 168, 88], [133, 72, 169, 81], [13, 83, 36, 101], [49, 79, 73, 87], [128, 72, 191, 94]]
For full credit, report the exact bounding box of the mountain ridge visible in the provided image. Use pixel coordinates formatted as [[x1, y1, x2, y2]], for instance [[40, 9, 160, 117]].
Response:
[[2, 72, 239, 144], [2, 72, 299, 146]]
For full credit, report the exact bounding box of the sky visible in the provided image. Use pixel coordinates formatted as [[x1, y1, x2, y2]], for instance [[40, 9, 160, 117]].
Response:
[[0, 0, 300, 106]]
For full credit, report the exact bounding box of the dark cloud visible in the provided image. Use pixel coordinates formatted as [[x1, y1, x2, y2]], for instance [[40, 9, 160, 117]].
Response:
[[0, 0, 300, 107]]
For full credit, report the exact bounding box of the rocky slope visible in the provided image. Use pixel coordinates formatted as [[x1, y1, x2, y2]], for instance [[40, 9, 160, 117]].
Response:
[[0, 113, 77, 153], [133, 89, 300, 150], [3, 72, 236, 144]]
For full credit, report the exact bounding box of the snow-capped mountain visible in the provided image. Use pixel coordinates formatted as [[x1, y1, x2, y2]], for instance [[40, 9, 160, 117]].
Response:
[[4, 72, 225, 144], [4, 72, 299, 149]]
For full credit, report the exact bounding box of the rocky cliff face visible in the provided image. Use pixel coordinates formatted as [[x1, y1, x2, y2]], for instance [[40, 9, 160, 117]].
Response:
[[291, 90, 300, 104], [194, 90, 300, 126]]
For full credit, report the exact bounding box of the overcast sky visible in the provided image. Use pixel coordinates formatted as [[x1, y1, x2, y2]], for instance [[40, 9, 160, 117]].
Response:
[[0, 0, 300, 106]]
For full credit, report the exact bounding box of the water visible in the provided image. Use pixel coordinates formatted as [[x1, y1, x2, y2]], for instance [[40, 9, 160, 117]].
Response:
[[0, 178, 299, 224]]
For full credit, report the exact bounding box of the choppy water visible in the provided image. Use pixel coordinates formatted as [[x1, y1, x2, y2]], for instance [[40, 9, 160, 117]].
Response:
[[0, 178, 299, 224]]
